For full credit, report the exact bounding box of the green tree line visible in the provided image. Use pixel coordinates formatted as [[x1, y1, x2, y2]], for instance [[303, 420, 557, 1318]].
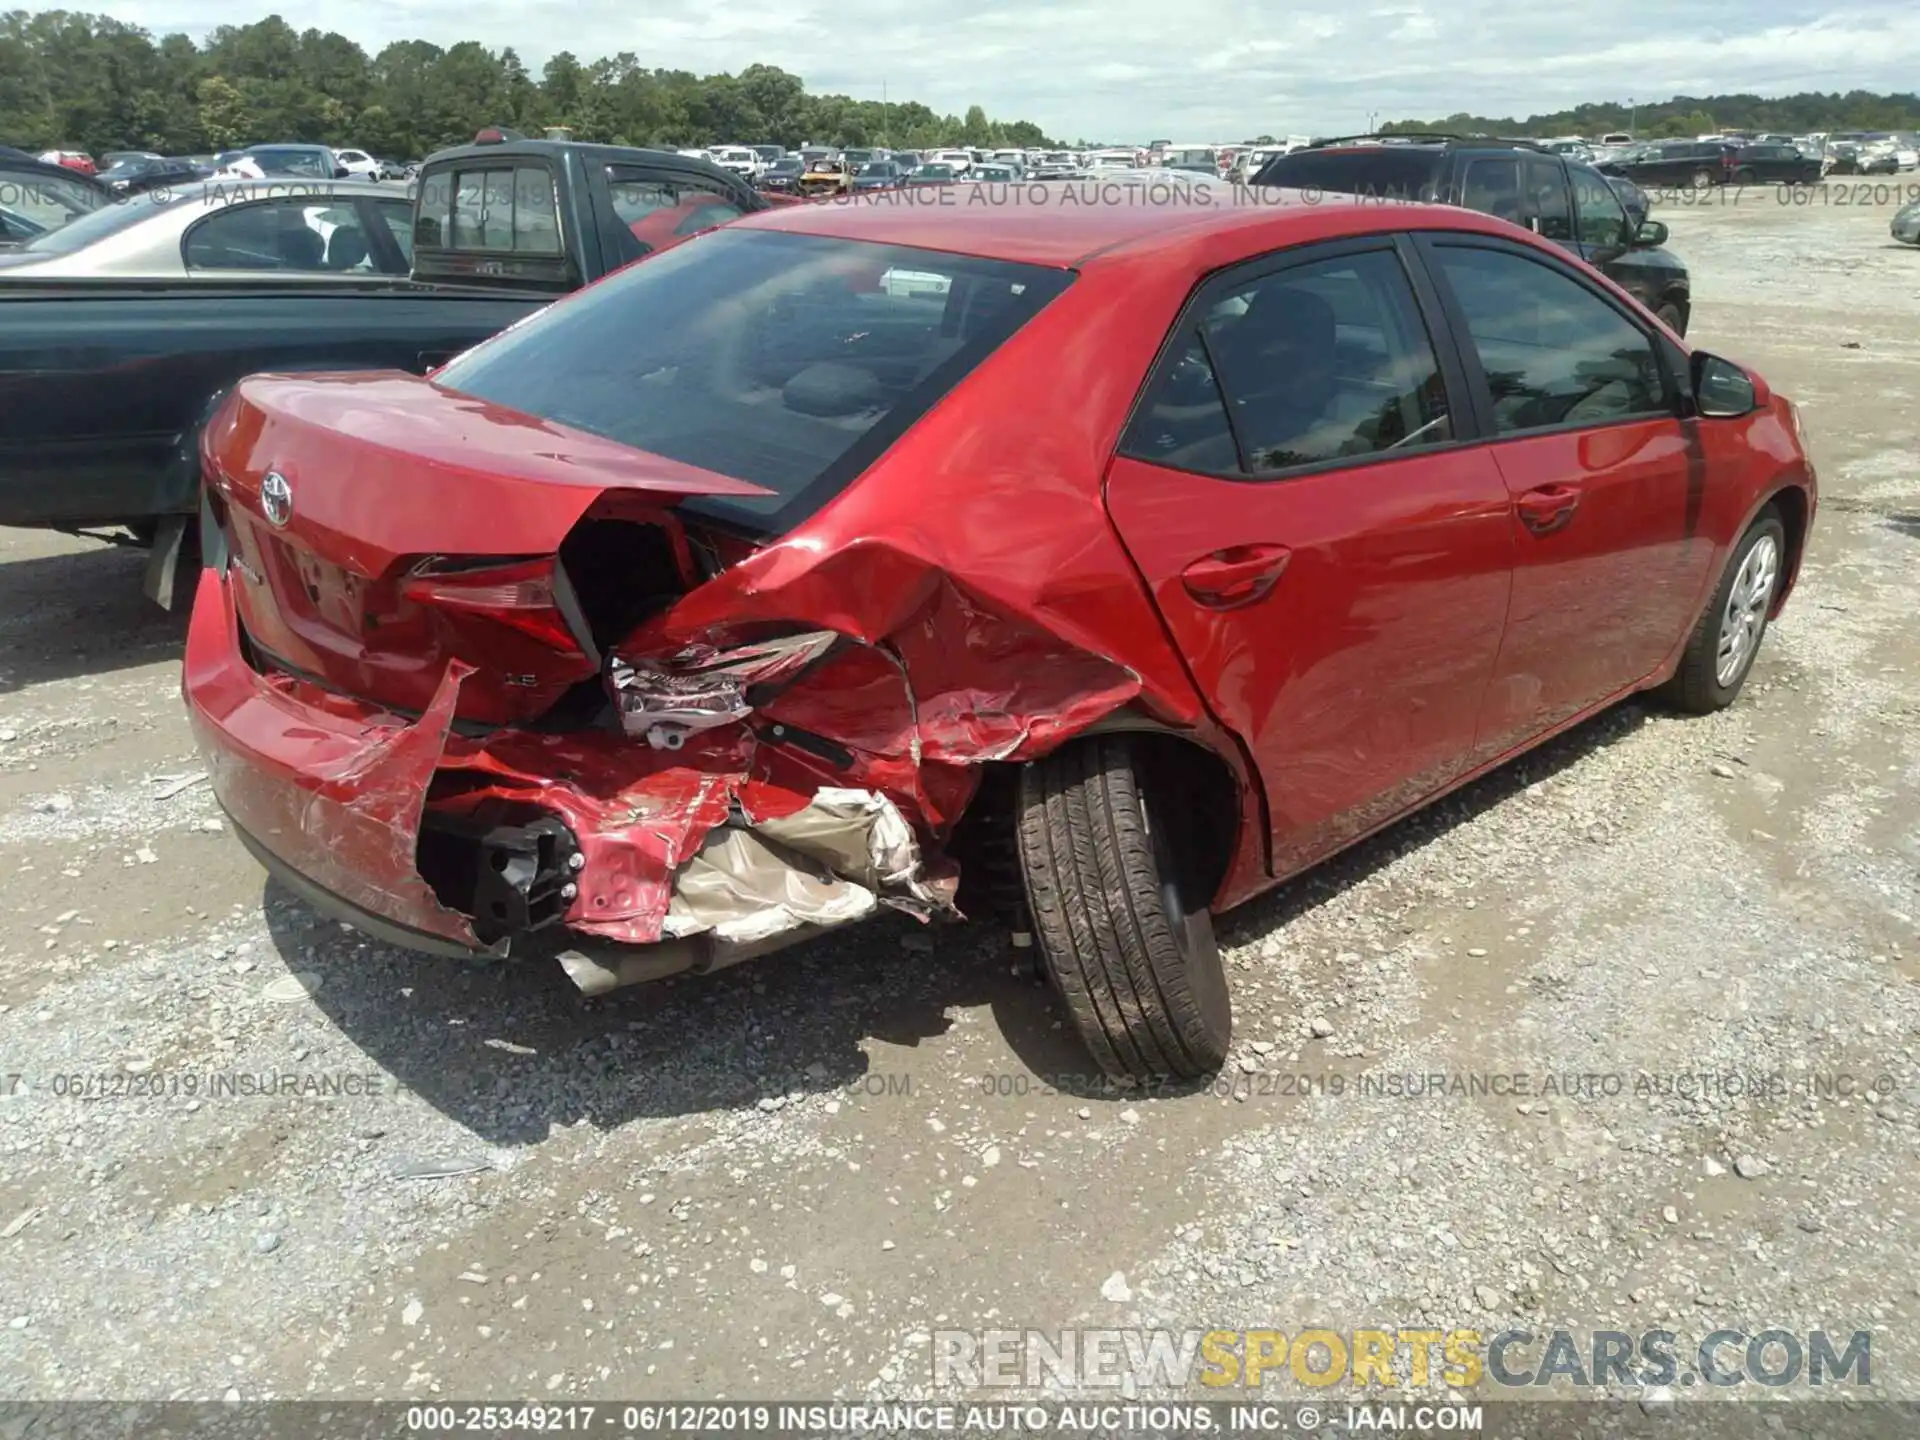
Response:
[[0, 9, 1060, 159], [1382, 91, 1920, 140]]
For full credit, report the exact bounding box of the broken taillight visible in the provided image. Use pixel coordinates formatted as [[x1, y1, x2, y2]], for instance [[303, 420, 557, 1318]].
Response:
[[401, 556, 589, 657], [608, 631, 840, 749]]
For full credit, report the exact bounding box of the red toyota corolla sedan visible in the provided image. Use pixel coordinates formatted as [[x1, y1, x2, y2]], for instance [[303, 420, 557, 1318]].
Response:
[[183, 189, 1816, 1081]]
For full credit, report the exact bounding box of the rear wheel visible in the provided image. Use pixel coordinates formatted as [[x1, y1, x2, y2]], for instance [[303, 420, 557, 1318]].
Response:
[[1016, 735, 1232, 1081], [1654, 300, 1687, 336], [1661, 508, 1785, 714]]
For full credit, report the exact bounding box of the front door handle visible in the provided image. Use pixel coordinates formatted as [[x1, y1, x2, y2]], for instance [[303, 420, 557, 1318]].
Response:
[[1180, 543, 1292, 609], [1516, 483, 1581, 536]]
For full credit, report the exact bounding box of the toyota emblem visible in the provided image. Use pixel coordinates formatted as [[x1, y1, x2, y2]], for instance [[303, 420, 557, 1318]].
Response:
[[259, 471, 293, 528]]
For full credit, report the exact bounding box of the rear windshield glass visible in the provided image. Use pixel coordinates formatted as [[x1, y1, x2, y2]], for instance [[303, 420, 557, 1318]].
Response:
[[415, 164, 560, 253], [434, 227, 1073, 535], [247, 147, 334, 178], [1253, 148, 1443, 199]]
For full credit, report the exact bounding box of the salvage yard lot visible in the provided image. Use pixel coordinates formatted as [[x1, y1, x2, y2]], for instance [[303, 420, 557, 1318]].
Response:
[[0, 186, 1916, 1400]]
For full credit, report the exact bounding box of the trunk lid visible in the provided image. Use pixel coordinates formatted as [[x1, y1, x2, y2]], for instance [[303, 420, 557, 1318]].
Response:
[[207, 371, 772, 727]]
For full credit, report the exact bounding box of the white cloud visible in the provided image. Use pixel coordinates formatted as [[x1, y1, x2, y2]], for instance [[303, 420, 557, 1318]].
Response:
[[102, 0, 1920, 140]]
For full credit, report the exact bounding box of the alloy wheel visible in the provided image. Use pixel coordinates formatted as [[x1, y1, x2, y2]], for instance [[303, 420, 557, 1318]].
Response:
[[1716, 533, 1780, 687]]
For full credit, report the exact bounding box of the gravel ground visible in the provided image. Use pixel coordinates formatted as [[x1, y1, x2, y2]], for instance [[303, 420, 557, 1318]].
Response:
[[0, 184, 1916, 1407]]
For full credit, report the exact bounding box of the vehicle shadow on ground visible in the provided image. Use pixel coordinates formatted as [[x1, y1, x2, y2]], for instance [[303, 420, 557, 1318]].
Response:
[[985, 700, 1657, 1096], [265, 701, 1654, 1140], [266, 880, 1039, 1146], [0, 543, 187, 692]]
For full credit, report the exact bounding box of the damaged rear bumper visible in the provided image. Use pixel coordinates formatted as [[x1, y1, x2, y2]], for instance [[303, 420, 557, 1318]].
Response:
[[226, 810, 862, 991], [227, 813, 499, 961], [183, 571, 958, 990]]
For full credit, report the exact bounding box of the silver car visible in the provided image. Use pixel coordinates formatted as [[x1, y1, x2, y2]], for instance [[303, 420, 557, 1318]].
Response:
[[0, 177, 413, 278], [1894, 199, 1920, 246]]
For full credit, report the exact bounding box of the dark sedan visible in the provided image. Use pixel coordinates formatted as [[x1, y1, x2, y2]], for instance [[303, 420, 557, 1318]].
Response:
[[850, 160, 907, 192], [98, 155, 211, 196]]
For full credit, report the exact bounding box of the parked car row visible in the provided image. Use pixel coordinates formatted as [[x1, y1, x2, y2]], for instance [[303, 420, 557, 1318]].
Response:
[[717, 140, 1320, 194], [1594, 138, 1827, 189], [27, 144, 421, 186]]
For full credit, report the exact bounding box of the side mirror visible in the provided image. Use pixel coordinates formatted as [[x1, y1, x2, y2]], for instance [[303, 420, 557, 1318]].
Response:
[[1634, 218, 1669, 247], [1692, 352, 1758, 417], [335, 165, 351, 179]]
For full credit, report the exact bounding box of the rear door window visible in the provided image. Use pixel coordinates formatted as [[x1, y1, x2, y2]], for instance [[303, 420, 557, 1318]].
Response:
[[1123, 246, 1452, 475], [1460, 157, 1524, 223], [184, 198, 333, 271], [304, 203, 378, 271], [1524, 157, 1573, 242]]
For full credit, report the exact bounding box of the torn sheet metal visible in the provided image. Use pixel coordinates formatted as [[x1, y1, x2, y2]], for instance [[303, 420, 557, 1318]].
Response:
[[552, 788, 953, 996], [608, 630, 838, 750], [192, 498, 1234, 971], [185, 573, 491, 950], [426, 564, 1151, 953]]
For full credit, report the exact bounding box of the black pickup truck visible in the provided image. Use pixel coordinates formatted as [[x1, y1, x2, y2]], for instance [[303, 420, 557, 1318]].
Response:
[[0, 138, 777, 601], [1252, 135, 1693, 334]]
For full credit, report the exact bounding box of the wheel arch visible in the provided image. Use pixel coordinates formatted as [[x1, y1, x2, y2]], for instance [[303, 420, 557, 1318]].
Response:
[[1067, 712, 1257, 910], [1761, 480, 1813, 614]]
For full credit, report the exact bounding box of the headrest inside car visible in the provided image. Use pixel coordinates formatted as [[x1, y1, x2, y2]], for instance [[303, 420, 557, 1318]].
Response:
[[783, 362, 882, 418]]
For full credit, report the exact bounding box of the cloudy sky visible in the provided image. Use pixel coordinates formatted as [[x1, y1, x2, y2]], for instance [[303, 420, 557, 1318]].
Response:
[[102, 0, 1920, 139]]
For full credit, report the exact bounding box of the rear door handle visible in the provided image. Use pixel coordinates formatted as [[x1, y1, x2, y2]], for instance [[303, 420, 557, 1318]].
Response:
[[1516, 483, 1581, 535], [1180, 543, 1292, 609]]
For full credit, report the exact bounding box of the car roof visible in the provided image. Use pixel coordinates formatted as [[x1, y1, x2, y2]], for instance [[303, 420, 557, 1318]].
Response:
[[426, 138, 720, 171], [734, 185, 1512, 267]]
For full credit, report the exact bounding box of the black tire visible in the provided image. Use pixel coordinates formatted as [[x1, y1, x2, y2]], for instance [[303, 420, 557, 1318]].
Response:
[[1016, 735, 1231, 1081], [1662, 508, 1787, 714], [1655, 301, 1685, 335], [1732, 167, 1755, 185]]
